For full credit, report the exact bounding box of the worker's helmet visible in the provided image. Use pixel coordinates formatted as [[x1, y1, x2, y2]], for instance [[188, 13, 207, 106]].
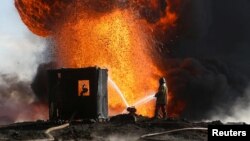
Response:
[[159, 77, 166, 84]]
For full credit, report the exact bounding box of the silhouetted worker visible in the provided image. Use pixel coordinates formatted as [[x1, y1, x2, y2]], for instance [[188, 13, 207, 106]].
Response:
[[154, 77, 168, 119]]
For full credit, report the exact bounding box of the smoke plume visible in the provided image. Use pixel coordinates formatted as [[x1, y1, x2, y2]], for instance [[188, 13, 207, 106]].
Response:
[[0, 29, 48, 124], [165, 58, 248, 120], [164, 0, 250, 121], [212, 86, 250, 123]]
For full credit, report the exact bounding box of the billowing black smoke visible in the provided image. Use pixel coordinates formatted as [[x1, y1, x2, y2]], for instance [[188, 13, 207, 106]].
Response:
[[0, 74, 31, 124], [31, 62, 56, 102], [0, 74, 47, 125], [165, 58, 248, 120], [163, 0, 250, 121]]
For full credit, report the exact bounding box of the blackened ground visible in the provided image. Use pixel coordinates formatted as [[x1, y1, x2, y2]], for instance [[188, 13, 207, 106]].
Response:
[[0, 115, 221, 141]]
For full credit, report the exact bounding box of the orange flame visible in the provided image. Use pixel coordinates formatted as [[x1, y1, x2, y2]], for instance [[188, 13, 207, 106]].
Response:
[[15, 0, 184, 117], [54, 10, 163, 116]]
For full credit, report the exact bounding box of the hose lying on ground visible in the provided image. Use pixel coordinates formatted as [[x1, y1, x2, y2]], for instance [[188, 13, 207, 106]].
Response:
[[140, 127, 208, 140], [45, 123, 70, 140], [25, 123, 70, 141]]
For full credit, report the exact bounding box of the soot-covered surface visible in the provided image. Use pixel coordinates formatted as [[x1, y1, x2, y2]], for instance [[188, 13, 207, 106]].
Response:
[[0, 115, 213, 141]]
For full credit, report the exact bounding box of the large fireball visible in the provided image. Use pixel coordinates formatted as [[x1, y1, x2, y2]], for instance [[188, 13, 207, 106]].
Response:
[[15, 0, 182, 117]]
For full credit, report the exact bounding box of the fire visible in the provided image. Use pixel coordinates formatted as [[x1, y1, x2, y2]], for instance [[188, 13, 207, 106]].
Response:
[[14, 0, 69, 36], [15, 0, 183, 117], [54, 9, 163, 116]]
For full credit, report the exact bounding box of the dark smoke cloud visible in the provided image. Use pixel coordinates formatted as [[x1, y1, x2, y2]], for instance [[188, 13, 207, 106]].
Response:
[[163, 0, 250, 121], [173, 0, 250, 63], [31, 62, 56, 102], [136, 0, 167, 23], [165, 58, 248, 120], [0, 74, 36, 125], [0, 20, 48, 124]]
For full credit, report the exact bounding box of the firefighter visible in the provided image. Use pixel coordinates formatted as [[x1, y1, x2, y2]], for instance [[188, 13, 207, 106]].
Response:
[[154, 77, 168, 119]]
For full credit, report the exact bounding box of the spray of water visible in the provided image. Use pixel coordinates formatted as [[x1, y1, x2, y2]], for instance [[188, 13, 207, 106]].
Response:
[[132, 94, 155, 107], [122, 94, 156, 113], [108, 77, 129, 108], [109, 77, 156, 114]]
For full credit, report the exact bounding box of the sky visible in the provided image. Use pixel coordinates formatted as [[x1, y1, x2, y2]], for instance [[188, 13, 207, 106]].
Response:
[[0, 0, 46, 81]]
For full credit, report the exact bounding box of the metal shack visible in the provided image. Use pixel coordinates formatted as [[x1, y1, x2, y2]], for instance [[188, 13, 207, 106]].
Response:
[[47, 67, 108, 120]]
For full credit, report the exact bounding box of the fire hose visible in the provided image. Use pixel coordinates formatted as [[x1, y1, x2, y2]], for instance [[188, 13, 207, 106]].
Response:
[[44, 123, 70, 140], [140, 127, 208, 141], [24, 123, 70, 141]]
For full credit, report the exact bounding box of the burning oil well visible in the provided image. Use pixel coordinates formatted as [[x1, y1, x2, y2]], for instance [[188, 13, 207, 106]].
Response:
[[10, 0, 250, 124], [14, 0, 182, 119]]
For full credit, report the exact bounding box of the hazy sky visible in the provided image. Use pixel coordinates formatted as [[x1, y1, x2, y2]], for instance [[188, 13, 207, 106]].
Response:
[[0, 0, 48, 124], [0, 0, 46, 81]]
